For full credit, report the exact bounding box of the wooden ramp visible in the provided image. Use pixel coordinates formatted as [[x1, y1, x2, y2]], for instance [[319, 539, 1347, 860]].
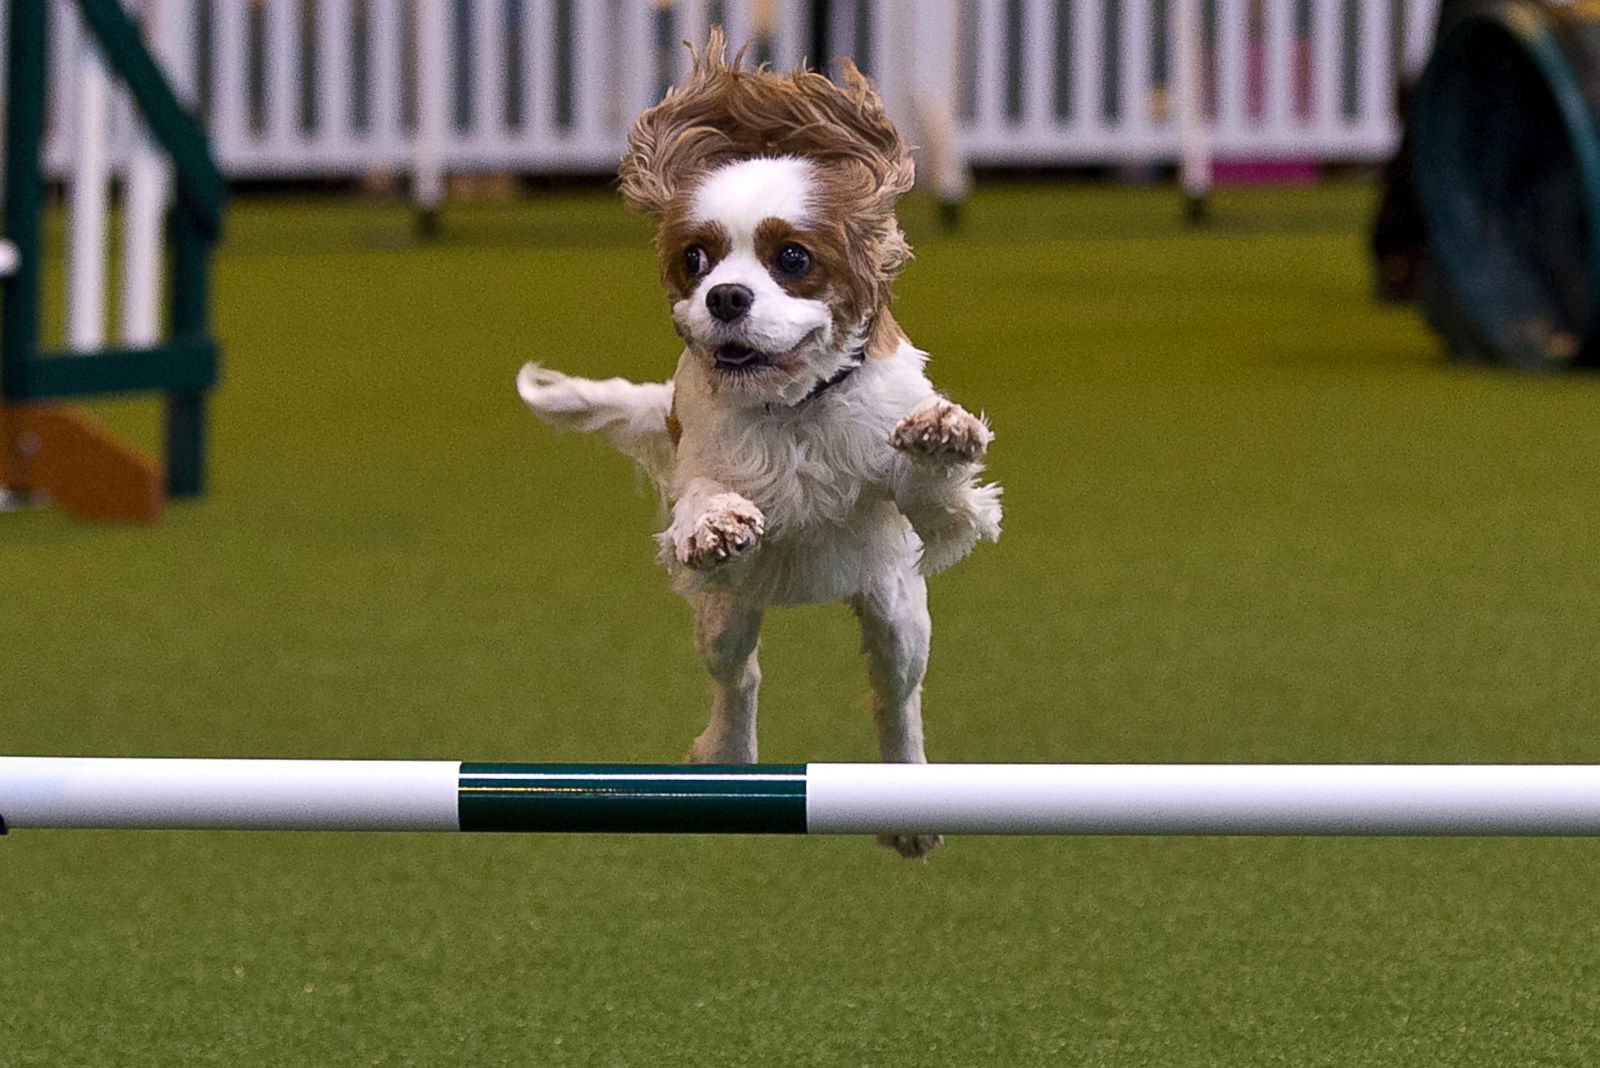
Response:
[[1, 404, 163, 523]]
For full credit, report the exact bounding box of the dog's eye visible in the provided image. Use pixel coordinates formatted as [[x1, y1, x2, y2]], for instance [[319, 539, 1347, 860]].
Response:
[[773, 243, 811, 277], [684, 245, 709, 277]]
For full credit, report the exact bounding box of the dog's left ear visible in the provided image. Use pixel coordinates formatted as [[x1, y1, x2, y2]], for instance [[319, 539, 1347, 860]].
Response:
[[619, 29, 739, 219], [819, 59, 915, 286], [835, 59, 916, 212]]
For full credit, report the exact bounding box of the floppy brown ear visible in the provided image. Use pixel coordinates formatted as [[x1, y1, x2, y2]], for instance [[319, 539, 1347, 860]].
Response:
[[619, 28, 737, 218], [836, 59, 916, 207], [826, 60, 915, 286], [618, 111, 674, 218]]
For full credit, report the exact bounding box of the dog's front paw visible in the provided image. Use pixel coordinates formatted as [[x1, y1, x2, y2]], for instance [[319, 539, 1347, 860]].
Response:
[[878, 833, 944, 860], [675, 494, 765, 570], [893, 400, 991, 464]]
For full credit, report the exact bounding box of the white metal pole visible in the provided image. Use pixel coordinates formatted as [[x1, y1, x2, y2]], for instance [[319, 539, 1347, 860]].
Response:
[[121, 0, 173, 347], [8, 760, 1600, 837], [1173, 0, 1211, 223], [68, 20, 113, 351], [0, 758, 463, 831], [414, 0, 449, 235], [806, 764, 1600, 836]]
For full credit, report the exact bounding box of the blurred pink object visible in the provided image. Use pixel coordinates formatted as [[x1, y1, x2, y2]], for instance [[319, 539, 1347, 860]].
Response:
[[1212, 159, 1319, 184]]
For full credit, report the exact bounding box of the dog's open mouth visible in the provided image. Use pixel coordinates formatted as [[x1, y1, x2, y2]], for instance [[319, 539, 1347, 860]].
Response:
[[712, 343, 769, 370], [710, 330, 822, 373]]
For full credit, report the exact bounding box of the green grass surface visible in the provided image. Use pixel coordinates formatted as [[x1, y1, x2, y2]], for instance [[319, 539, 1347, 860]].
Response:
[[6, 181, 1600, 1065]]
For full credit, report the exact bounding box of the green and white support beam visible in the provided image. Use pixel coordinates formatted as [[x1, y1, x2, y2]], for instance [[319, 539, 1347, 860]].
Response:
[[3, 0, 223, 498], [9, 759, 1600, 837]]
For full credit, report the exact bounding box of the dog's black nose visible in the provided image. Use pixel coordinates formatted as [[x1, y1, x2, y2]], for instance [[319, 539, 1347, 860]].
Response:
[[706, 284, 753, 322]]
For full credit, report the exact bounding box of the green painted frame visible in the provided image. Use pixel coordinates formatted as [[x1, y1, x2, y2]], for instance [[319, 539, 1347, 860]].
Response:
[[1, 0, 225, 497]]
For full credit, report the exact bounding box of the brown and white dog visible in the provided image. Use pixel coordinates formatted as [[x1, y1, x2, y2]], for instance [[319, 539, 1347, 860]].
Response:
[[518, 33, 1000, 857]]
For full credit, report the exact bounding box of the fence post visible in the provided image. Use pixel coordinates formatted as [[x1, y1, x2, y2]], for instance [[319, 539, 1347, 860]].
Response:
[[122, 0, 174, 347], [67, 16, 112, 350], [414, 0, 448, 236], [163, 208, 209, 498], [1, 0, 47, 502], [1173, 0, 1211, 222], [876, 0, 967, 222], [160, 0, 217, 500]]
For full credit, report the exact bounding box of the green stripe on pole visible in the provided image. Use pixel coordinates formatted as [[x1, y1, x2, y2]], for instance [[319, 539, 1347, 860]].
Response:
[[457, 764, 807, 834]]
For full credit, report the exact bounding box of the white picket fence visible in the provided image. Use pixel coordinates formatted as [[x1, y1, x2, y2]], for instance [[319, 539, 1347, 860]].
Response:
[[958, 0, 1441, 162], [14, 0, 1443, 185]]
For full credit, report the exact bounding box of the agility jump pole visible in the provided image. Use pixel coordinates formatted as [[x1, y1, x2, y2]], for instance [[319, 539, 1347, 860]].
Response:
[[8, 759, 1600, 836]]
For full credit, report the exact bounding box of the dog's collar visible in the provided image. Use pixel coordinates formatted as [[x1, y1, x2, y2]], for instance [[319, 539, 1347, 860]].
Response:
[[796, 348, 865, 406]]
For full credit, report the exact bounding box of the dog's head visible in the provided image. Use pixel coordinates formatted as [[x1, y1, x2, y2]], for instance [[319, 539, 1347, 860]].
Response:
[[619, 30, 915, 406]]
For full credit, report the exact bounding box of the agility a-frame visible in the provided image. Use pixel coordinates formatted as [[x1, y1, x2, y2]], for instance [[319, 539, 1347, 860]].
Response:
[[1, 0, 223, 521]]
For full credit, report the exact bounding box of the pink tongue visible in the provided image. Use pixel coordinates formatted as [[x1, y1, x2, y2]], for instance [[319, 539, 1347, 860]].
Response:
[[716, 345, 759, 366]]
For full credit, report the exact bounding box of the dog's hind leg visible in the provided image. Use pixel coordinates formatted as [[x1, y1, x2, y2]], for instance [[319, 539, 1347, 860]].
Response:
[[852, 569, 943, 859], [686, 592, 765, 764]]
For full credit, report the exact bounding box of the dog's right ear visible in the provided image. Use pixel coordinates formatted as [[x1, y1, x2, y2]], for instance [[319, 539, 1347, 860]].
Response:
[[618, 108, 675, 218], [619, 29, 739, 219]]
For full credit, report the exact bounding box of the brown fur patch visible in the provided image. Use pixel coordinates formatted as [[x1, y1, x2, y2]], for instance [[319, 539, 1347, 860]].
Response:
[[751, 218, 830, 301], [866, 309, 908, 359], [667, 386, 683, 447], [620, 29, 915, 344], [658, 218, 731, 301]]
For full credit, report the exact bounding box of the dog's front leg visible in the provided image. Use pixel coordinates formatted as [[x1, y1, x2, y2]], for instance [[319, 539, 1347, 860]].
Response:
[[852, 571, 942, 859], [661, 477, 766, 571], [686, 592, 764, 763], [891, 399, 1003, 574]]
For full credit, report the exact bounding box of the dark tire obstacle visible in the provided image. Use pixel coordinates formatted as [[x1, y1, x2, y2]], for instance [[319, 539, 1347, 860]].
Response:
[[1409, 0, 1600, 370]]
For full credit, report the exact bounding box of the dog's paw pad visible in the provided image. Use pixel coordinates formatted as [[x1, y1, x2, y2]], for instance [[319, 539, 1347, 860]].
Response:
[[677, 494, 765, 570], [877, 833, 944, 860], [893, 401, 991, 463]]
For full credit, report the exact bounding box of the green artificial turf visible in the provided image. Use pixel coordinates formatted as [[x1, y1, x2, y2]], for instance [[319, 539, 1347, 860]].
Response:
[[5, 181, 1600, 1065]]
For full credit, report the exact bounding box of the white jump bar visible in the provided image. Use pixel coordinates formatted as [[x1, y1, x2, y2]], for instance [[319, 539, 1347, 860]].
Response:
[[0, 758, 462, 831], [5, 759, 1600, 836], [805, 764, 1600, 836]]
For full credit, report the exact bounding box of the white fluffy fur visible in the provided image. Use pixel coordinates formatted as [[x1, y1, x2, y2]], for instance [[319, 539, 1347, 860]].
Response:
[[661, 339, 999, 603], [519, 158, 1000, 860], [691, 155, 813, 230]]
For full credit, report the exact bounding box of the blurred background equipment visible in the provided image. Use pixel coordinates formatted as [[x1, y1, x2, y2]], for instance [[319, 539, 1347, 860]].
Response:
[[16, 1, 1439, 205], [3, 0, 1458, 521], [1406, 0, 1599, 370], [2, 0, 223, 521]]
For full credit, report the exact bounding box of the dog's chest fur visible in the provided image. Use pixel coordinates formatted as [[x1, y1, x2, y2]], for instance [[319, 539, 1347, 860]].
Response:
[[668, 341, 936, 604]]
